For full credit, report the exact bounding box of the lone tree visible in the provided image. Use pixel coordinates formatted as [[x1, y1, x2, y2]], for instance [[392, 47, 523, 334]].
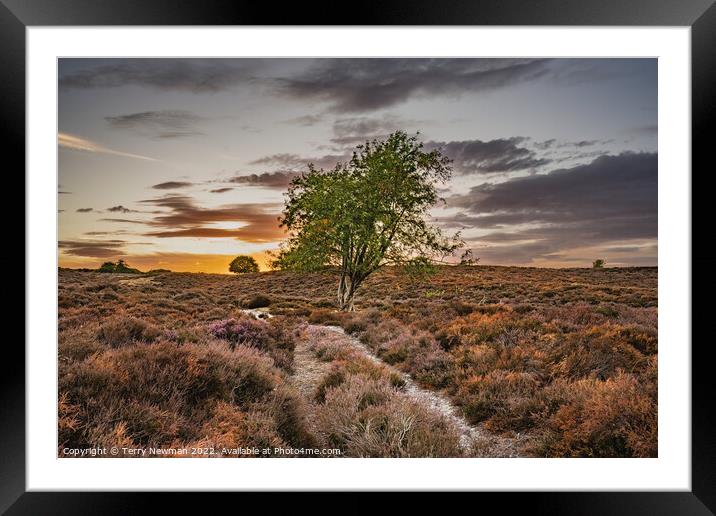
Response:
[[274, 131, 462, 311], [229, 255, 260, 274], [593, 258, 606, 269]]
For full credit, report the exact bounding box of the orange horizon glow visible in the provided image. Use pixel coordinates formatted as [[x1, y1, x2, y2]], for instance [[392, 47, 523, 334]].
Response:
[[58, 251, 656, 273], [58, 251, 276, 274]]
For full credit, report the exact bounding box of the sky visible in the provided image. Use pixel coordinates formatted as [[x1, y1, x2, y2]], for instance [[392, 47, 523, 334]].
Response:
[[58, 58, 657, 273]]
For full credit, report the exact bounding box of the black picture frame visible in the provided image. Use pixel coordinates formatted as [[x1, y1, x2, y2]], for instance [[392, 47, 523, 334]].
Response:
[[3, 0, 712, 512]]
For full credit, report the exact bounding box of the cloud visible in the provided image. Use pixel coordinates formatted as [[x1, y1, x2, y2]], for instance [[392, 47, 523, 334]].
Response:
[[105, 110, 205, 139], [209, 187, 234, 193], [426, 137, 550, 175], [84, 230, 129, 236], [283, 114, 323, 126], [328, 114, 422, 146], [443, 152, 657, 264], [76, 208, 93, 213], [152, 181, 194, 190], [58, 239, 127, 258], [59, 59, 261, 93], [137, 195, 284, 243], [59, 133, 157, 161], [228, 171, 300, 189], [277, 58, 551, 112], [99, 218, 147, 224], [107, 205, 138, 213], [249, 152, 349, 171]]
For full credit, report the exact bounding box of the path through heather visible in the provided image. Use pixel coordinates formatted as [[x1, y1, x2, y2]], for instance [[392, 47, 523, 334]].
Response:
[[298, 324, 528, 457], [241, 308, 527, 457]]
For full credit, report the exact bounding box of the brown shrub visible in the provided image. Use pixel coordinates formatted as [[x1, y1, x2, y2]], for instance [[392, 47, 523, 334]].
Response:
[[314, 366, 347, 403], [314, 375, 462, 457], [58, 341, 282, 449], [546, 326, 647, 380], [266, 385, 317, 447], [207, 316, 298, 372], [194, 402, 286, 454], [456, 370, 542, 429], [97, 315, 161, 348], [59, 326, 105, 361], [308, 308, 343, 326], [535, 372, 657, 457]]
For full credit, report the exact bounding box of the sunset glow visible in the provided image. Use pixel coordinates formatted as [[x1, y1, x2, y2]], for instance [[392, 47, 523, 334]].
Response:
[[59, 58, 657, 272]]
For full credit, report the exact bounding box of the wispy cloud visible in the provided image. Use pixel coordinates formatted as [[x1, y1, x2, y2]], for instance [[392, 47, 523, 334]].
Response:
[[228, 171, 300, 189], [137, 194, 284, 243], [107, 205, 139, 213], [58, 239, 127, 258], [59, 133, 157, 161], [105, 110, 205, 139], [59, 59, 262, 93], [426, 137, 550, 175], [152, 181, 194, 190], [277, 58, 551, 112]]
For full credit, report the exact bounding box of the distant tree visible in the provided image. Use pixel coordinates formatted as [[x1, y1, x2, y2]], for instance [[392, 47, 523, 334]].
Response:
[[229, 255, 260, 274], [459, 249, 480, 266], [98, 261, 116, 273], [593, 258, 606, 269], [114, 259, 142, 274], [97, 260, 142, 274], [274, 131, 463, 311]]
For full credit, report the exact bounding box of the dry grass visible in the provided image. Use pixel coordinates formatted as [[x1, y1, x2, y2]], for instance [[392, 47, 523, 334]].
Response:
[[58, 265, 657, 457]]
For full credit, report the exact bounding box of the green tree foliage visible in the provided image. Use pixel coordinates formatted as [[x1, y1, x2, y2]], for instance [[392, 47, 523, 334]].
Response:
[[593, 259, 606, 269], [274, 131, 462, 311], [229, 255, 260, 274], [97, 260, 142, 274]]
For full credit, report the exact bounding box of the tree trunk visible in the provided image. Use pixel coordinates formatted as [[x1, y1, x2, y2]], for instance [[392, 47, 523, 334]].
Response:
[[337, 275, 357, 311]]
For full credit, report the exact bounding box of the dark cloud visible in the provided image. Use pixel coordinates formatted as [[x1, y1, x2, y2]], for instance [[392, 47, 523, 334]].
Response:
[[427, 137, 550, 175], [444, 152, 657, 263], [152, 181, 194, 190], [59, 239, 126, 258], [137, 195, 284, 243], [99, 218, 147, 224], [105, 110, 204, 139], [228, 171, 301, 189], [76, 208, 93, 213], [277, 58, 551, 112], [534, 139, 557, 150], [209, 187, 234, 194], [59, 59, 260, 93], [107, 205, 138, 213], [574, 140, 599, 147], [84, 230, 129, 236]]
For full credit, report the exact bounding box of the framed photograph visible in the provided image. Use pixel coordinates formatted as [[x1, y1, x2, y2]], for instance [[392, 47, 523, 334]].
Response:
[[5, 0, 713, 511]]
